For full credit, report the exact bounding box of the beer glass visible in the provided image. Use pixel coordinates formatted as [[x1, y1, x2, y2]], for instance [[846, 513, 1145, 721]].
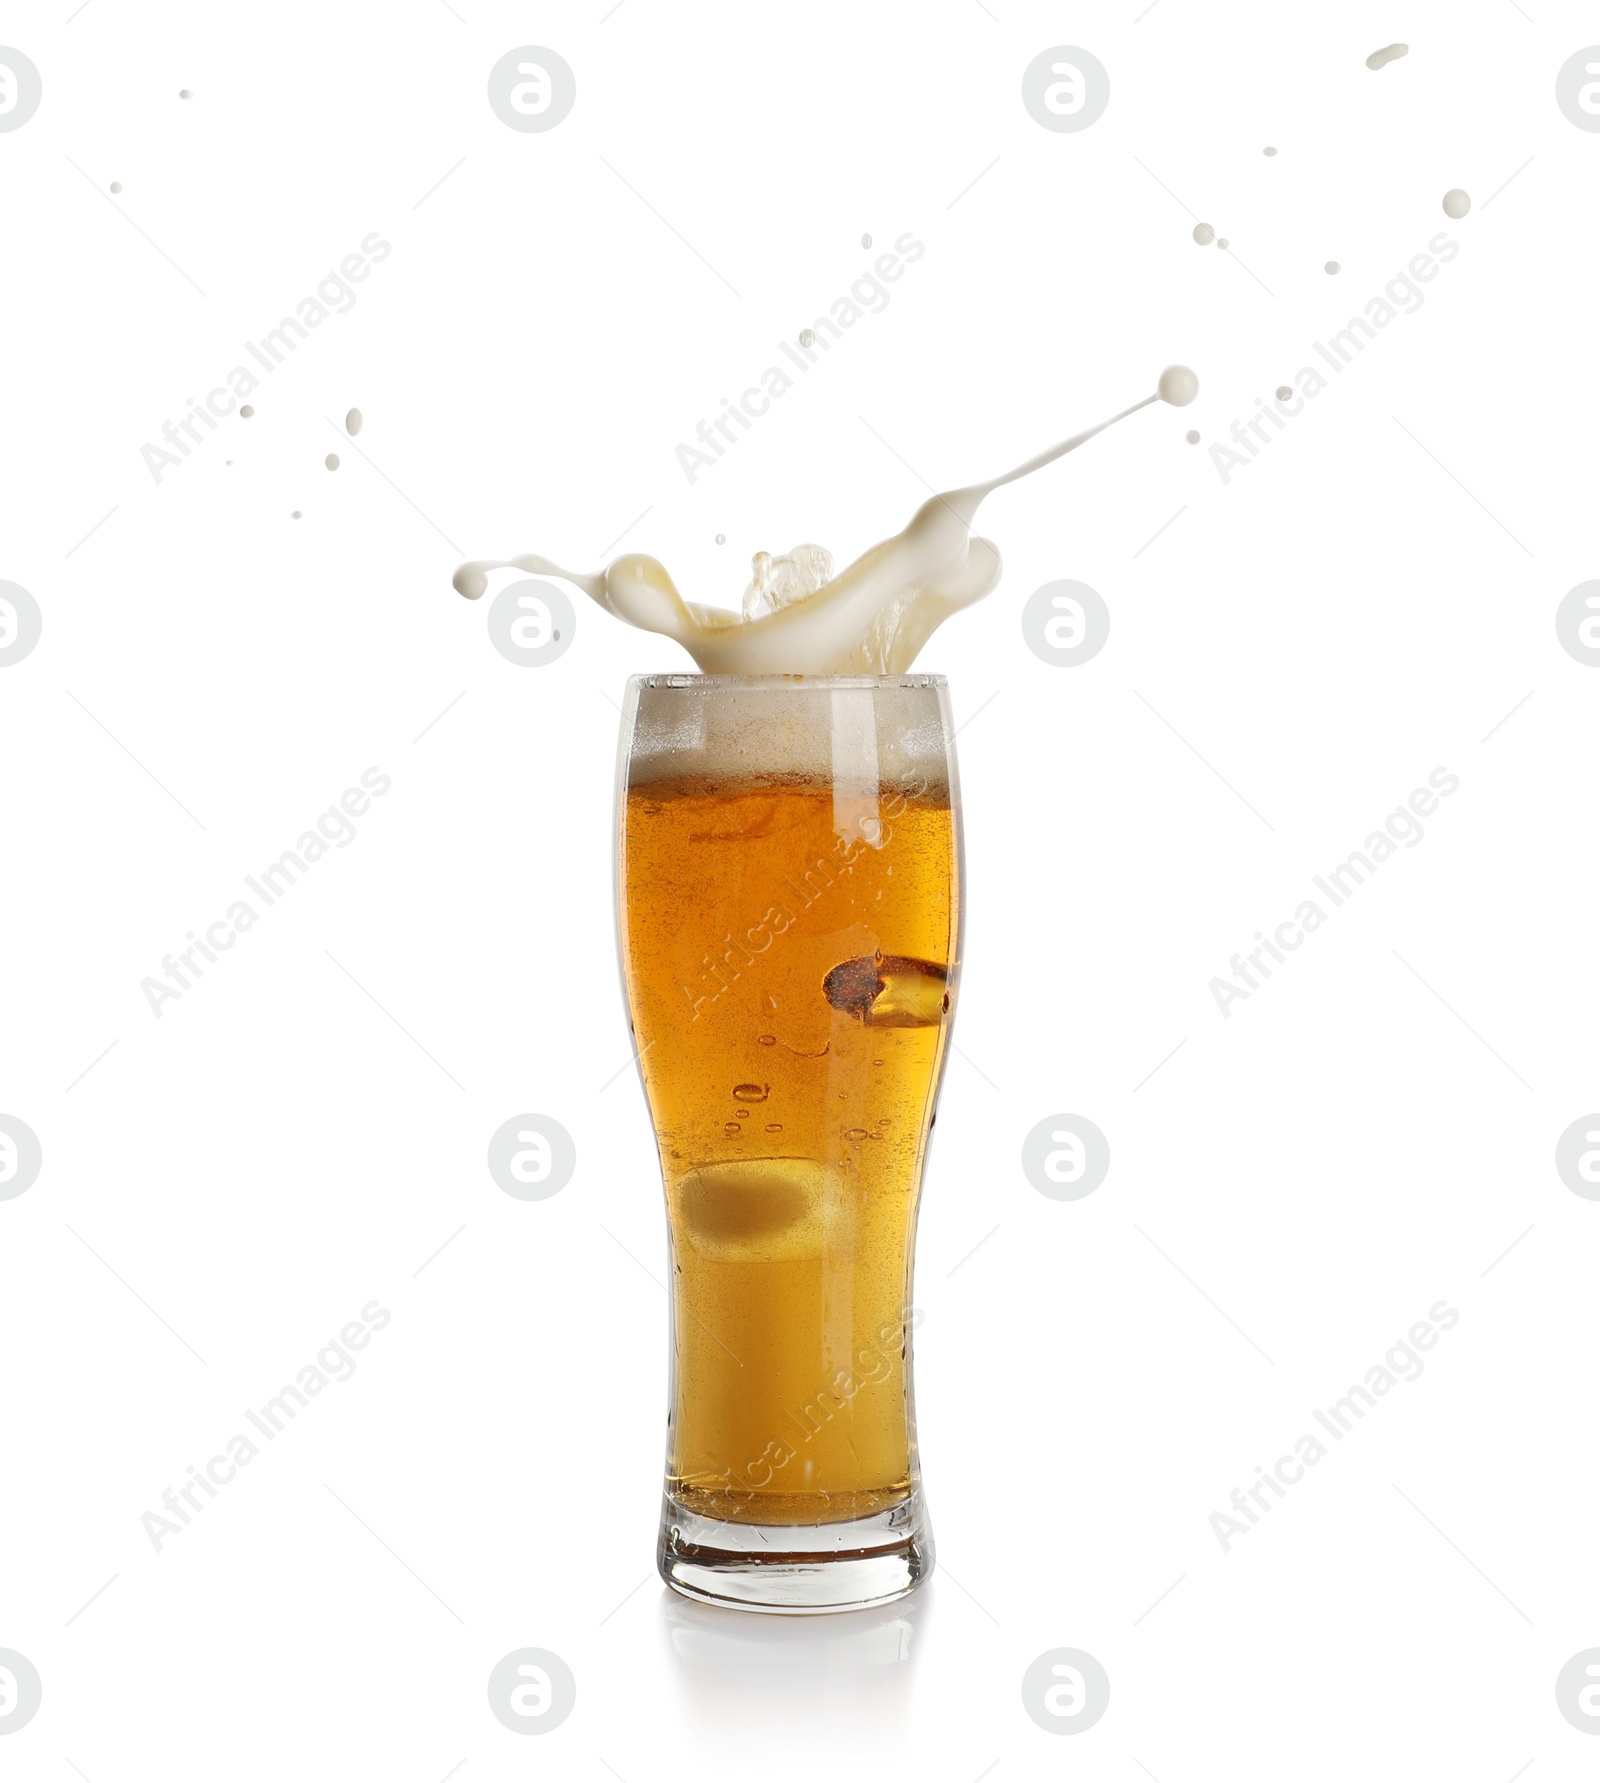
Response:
[[615, 674, 963, 1614]]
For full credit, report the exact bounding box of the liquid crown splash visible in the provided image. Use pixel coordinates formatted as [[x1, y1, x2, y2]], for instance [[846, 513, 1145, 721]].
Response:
[[454, 366, 1198, 674]]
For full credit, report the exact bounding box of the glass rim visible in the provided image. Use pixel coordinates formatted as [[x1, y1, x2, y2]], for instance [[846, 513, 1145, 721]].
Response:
[[625, 672, 948, 691]]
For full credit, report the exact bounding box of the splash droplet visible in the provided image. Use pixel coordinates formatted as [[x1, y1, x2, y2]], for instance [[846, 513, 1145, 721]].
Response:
[[715, 533, 725, 545], [1442, 189, 1471, 219], [1325, 261, 1341, 275], [110, 181, 123, 194], [1193, 223, 1215, 246], [1185, 429, 1200, 445], [1217, 238, 1230, 250], [325, 453, 340, 471], [239, 405, 254, 418], [1275, 385, 1293, 402], [1263, 146, 1277, 157], [1365, 42, 1408, 71], [291, 510, 302, 519], [345, 408, 363, 436], [179, 88, 193, 99], [1158, 365, 1200, 407], [861, 233, 872, 249], [798, 327, 815, 348]]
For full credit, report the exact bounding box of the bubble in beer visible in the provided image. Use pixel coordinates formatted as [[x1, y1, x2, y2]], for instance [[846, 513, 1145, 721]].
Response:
[[862, 233, 872, 249], [723, 1123, 741, 1138], [756, 1034, 776, 1046], [732, 1084, 769, 1102], [345, 408, 363, 436], [845, 1128, 871, 1141], [1158, 365, 1200, 407], [325, 453, 340, 471], [1193, 223, 1215, 246], [1186, 429, 1200, 444], [110, 181, 123, 193], [764, 1123, 783, 1133], [1325, 261, 1341, 275], [736, 1109, 749, 1119], [1366, 43, 1408, 70], [1442, 188, 1471, 218], [1275, 385, 1293, 402], [799, 328, 815, 348]]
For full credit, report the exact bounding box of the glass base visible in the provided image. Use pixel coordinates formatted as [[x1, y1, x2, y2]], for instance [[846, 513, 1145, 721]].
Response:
[[657, 1492, 934, 1615]]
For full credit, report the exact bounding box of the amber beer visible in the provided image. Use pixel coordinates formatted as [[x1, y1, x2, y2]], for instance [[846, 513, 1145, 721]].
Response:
[[617, 674, 961, 1613]]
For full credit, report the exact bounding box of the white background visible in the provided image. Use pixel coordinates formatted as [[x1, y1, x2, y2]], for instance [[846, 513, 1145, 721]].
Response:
[[3, 1, 1597, 1777]]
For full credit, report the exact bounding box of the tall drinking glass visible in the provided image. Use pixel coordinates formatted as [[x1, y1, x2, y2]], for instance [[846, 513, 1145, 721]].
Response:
[[616, 674, 963, 1614]]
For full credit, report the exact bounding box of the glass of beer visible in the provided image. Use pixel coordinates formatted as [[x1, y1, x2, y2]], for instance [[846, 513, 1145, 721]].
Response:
[[616, 673, 963, 1614]]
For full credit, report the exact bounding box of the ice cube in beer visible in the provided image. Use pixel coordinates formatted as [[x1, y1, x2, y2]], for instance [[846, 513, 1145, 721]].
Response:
[[822, 953, 949, 1028], [671, 1158, 836, 1261]]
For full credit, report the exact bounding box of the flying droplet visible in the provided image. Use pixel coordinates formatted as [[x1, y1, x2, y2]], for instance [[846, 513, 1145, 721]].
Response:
[[179, 88, 192, 99], [1217, 238, 1230, 250], [1442, 188, 1471, 219], [1275, 385, 1293, 402], [110, 181, 123, 194], [291, 510, 302, 519], [1186, 429, 1200, 445], [799, 328, 815, 348], [1263, 146, 1277, 157], [1325, 261, 1341, 275], [325, 453, 340, 471], [1193, 222, 1215, 246], [239, 405, 254, 418], [862, 233, 873, 248], [1366, 43, 1408, 70], [715, 533, 725, 544], [345, 408, 363, 436], [1158, 365, 1200, 407]]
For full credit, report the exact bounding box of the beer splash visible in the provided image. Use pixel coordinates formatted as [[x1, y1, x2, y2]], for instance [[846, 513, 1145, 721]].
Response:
[[453, 367, 1199, 674]]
